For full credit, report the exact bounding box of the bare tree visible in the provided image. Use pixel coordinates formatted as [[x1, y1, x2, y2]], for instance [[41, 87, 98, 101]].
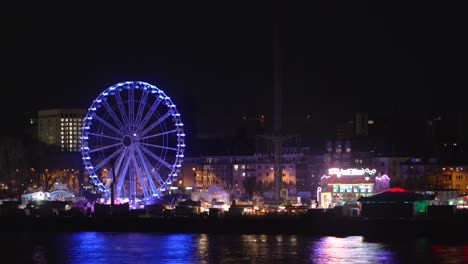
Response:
[[0, 137, 27, 197], [243, 176, 257, 198]]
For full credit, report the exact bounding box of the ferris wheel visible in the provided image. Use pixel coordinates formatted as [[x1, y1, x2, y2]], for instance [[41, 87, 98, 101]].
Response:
[[81, 81, 185, 203]]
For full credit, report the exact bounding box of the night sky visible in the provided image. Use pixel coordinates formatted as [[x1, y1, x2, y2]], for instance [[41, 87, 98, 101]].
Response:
[[3, 2, 465, 151]]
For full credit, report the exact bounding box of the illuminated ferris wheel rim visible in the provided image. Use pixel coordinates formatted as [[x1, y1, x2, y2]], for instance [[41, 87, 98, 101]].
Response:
[[81, 81, 185, 199]]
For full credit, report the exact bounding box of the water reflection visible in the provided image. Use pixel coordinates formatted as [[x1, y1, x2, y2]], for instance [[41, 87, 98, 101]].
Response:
[[310, 236, 394, 263], [31, 244, 47, 264], [66, 232, 198, 264], [2, 232, 468, 263]]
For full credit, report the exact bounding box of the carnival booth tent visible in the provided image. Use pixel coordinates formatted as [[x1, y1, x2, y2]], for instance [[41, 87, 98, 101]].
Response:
[[357, 187, 432, 218]]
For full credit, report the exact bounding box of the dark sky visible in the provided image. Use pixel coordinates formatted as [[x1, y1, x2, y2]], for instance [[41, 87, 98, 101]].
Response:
[[3, 2, 465, 144]]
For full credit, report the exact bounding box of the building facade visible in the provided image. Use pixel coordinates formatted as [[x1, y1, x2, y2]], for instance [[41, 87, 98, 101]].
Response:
[[38, 109, 86, 152], [442, 165, 468, 195]]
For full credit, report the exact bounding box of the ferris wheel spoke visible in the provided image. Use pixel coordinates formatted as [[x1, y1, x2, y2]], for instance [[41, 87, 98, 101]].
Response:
[[139, 111, 173, 137], [111, 147, 128, 187], [87, 132, 122, 141], [134, 147, 160, 192], [115, 91, 130, 131], [114, 147, 128, 173], [93, 115, 125, 136], [135, 91, 149, 130], [139, 145, 174, 170], [116, 152, 132, 197], [130, 149, 150, 198], [136, 146, 166, 186], [135, 96, 163, 135], [131, 149, 150, 197], [89, 142, 122, 153], [93, 147, 125, 171], [139, 129, 178, 140], [140, 142, 178, 151], [101, 100, 126, 131], [128, 88, 135, 129], [153, 171, 165, 187]]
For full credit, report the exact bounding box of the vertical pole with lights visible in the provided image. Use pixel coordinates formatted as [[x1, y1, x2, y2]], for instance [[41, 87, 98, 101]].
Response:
[[272, 0, 283, 203]]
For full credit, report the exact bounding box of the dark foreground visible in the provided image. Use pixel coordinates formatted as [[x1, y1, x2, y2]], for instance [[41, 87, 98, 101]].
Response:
[[1, 214, 467, 239]]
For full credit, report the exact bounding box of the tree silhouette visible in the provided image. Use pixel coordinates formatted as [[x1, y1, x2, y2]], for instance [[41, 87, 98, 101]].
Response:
[[0, 137, 28, 197], [243, 176, 257, 198]]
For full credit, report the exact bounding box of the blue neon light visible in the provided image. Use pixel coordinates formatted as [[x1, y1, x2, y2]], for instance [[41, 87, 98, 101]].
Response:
[[82, 80, 186, 200]]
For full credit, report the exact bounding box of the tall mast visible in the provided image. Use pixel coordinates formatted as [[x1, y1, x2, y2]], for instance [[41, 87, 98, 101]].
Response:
[[273, 0, 283, 202]]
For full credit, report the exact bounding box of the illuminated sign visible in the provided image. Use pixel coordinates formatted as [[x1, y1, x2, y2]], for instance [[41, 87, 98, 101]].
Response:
[[375, 174, 390, 192], [375, 174, 390, 181], [328, 168, 377, 177]]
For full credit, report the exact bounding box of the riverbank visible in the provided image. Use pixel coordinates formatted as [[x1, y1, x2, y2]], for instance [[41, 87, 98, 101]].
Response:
[[1, 214, 467, 239]]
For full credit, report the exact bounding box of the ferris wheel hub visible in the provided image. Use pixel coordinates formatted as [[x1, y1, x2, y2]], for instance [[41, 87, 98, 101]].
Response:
[[122, 135, 133, 147]]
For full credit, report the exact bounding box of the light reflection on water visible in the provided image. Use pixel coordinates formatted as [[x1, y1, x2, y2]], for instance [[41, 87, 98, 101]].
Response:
[[310, 236, 394, 263], [2, 232, 468, 263]]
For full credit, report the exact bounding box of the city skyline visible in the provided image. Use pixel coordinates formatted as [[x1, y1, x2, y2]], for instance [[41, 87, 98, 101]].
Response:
[[3, 5, 468, 259], [3, 2, 465, 148]]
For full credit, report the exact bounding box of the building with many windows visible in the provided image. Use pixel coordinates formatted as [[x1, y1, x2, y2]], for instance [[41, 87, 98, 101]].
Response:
[[441, 166, 468, 195], [38, 109, 86, 152], [180, 155, 297, 198]]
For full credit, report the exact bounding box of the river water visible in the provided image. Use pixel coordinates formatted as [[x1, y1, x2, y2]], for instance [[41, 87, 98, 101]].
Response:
[[2, 232, 467, 263]]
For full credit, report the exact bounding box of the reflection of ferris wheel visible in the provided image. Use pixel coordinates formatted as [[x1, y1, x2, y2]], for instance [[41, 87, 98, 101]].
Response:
[[81, 81, 185, 202]]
